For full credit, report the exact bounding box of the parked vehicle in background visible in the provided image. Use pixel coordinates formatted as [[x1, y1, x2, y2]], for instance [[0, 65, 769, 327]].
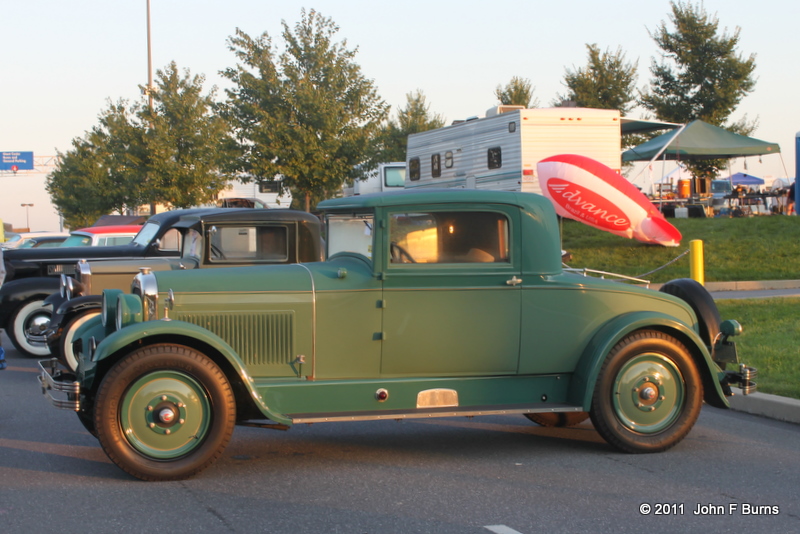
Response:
[[60, 225, 143, 248], [40, 189, 755, 481], [0, 209, 221, 356], [1, 231, 69, 249], [343, 162, 406, 196], [17, 235, 70, 248], [46, 209, 322, 370]]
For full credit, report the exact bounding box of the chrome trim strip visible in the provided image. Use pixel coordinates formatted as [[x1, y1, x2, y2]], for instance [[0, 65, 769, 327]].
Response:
[[295, 263, 316, 380]]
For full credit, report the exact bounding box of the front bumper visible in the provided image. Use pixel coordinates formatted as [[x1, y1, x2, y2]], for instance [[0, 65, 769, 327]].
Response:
[[38, 358, 80, 411]]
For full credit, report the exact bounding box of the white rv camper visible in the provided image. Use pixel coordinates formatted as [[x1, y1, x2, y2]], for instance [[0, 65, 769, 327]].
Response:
[[343, 162, 406, 196], [405, 106, 623, 195]]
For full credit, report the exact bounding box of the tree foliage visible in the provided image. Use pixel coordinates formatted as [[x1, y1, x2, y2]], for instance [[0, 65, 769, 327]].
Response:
[[221, 9, 389, 211], [47, 63, 230, 224], [494, 76, 538, 108], [556, 44, 638, 114], [640, 1, 756, 128], [373, 90, 445, 163]]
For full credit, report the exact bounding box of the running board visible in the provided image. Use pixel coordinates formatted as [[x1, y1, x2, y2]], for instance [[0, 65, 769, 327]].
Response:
[[288, 403, 584, 424]]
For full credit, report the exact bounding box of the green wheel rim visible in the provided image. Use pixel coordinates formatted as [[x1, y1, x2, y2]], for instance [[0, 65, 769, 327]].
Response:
[[612, 353, 685, 434], [119, 371, 212, 460]]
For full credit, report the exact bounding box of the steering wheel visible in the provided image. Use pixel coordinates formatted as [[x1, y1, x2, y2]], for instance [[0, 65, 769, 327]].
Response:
[[390, 242, 416, 263]]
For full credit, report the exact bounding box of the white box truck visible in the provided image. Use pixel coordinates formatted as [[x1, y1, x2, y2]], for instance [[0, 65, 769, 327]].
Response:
[[404, 106, 623, 195]]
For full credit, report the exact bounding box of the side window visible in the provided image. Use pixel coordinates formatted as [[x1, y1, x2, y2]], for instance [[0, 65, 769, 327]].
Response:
[[409, 157, 421, 181], [208, 225, 289, 263], [384, 166, 406, 187], [431, 154, 441, 178], [488, 147, 502, 170], [445, 151, 454, 168], [158, 228, 181, 252], [389, 211, 510, 264], [182, 229, 202, 261]]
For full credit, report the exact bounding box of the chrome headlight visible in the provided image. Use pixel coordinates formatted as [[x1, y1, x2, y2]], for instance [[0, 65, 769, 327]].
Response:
[[131, 267, 159, 321], [116, 293, 144, 330], [101, 289, 124, 328]]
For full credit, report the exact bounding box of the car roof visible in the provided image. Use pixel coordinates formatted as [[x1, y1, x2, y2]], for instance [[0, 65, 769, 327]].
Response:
[[317, 189, 541, 211], [72, 225, 144, 235]]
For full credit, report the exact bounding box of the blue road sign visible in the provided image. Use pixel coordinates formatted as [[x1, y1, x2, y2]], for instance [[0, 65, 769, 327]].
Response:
[[1, 152, 34, 171]]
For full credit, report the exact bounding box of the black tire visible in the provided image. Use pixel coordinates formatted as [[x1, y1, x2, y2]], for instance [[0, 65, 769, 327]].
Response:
[[589, 330, 703, 453], [57, 310, 101, 372], [659, 278, 721, 346], [524, 412, 589, 427], [8, 298, 52, 357], [94, 344, 236, 481]]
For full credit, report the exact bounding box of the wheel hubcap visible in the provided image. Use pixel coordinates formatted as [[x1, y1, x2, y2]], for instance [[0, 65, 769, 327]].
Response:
[[120, 371, 211, 459], [613, 354, 685, 434]]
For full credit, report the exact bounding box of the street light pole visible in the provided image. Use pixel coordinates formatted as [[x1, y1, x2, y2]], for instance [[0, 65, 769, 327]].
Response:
[[146, 0, 154, 110], [20, 203, 33, 230]]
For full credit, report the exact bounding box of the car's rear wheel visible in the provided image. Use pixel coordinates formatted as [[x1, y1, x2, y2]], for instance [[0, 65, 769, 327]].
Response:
[[8, 298, 52, 357], [524, 412, 589, 427], [94, 344, 236, 481], [58, 310, 101, 371], [590, 330, 702, 453]]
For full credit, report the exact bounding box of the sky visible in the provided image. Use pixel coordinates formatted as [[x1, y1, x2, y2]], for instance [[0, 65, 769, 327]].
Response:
[[1, 0, 798, 231]]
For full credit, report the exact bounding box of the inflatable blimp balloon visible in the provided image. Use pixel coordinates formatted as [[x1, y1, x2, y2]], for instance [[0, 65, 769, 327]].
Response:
[[537, 154, 682, 247]]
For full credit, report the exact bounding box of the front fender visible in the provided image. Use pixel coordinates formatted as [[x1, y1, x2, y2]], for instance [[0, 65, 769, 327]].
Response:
[[567, 311, 729, 411], [89, 320, 293, 426], [0, 277, 60, 327]]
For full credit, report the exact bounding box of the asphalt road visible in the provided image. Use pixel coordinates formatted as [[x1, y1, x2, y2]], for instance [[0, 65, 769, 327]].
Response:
[[1, 332, 799, 534]]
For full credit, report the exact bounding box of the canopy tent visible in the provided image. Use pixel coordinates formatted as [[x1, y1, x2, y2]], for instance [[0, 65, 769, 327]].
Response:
[[728, 172, 765, 186], [622, 120, 781, 162]]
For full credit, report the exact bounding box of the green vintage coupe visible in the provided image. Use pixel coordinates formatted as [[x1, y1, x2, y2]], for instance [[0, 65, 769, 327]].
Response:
[[40, 190, 755, 481]]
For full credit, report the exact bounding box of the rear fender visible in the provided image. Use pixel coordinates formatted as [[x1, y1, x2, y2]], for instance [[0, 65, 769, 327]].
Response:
[[567, 311, 729, 411], [89, 320, 292, 425]]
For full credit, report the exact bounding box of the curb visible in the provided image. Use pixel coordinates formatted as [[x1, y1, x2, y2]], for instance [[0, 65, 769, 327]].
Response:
[[727, 388, 800, 425]]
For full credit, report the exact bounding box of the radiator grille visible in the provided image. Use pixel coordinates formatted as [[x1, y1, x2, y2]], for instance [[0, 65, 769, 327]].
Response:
[[177, 311, 294, 366]]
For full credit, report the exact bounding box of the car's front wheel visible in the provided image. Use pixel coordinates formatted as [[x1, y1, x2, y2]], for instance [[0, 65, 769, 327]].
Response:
[[94, 344, 236, 481], [8, 298, 52, 357], [590, 330, 702, 453]]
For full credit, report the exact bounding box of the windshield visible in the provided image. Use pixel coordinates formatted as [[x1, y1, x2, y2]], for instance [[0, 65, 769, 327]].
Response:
[[327, 214, 374, 259], [131, 222, 161, 246], [60, 234, 92, 247], [712, 181, 732, 193], [384, 167, 406, 188]]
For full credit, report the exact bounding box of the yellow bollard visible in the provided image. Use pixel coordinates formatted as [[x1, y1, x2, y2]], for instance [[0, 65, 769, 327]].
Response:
[[690, 239, 704, 286]]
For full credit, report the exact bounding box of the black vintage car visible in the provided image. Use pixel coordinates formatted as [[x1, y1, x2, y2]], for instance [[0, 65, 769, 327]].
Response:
[[0, 208, 322, 358]]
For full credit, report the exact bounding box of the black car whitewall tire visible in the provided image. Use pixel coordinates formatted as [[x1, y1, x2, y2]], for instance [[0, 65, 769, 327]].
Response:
[[8, 298, 52, 357], [94, 344, 236, 481]]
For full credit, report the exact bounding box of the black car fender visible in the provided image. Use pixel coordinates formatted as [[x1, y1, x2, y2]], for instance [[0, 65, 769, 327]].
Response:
[[0, 276, 61, 327]]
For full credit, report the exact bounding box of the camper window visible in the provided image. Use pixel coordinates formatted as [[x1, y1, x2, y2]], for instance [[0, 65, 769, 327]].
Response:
[[431, 154, 441, 178], [409, 158, 421, 181], [488, 147, 502, 170], [445, 151, 454, 168]]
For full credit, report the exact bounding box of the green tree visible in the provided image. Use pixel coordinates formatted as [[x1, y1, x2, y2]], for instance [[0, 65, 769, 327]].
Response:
[[555, 44, 638, 114], [373, 90, 445, 163], [222, 9, 389, 211], [494, 76, 538, 108], [140, 62, 232, 208], [640, 1, 757, 176]]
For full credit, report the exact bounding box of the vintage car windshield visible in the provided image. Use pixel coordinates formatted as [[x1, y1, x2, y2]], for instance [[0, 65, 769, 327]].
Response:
[[389, 211, 510, 264], [131, 222, 160, 247], [327, 214, 374, 259], [60, 234, 93, 247]]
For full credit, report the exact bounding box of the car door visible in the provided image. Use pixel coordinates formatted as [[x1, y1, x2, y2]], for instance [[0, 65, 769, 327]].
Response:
[[380, 206, 522, 377]]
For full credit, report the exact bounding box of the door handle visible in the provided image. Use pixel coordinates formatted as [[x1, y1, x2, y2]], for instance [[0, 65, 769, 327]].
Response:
[[506, 276, 522, 286]]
